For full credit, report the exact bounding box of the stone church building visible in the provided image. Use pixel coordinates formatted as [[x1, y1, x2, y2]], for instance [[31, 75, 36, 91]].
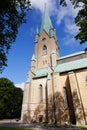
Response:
[[21, 6, 87, 125]]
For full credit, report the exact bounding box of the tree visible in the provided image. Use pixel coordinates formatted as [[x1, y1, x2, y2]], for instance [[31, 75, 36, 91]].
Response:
[[60, 0, 87, 44], [0, 78, 23, 119], [0, 0, 31, 73]]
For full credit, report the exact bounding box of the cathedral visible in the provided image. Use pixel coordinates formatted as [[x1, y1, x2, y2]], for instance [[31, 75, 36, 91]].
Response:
[[21, 5, 87, 125]]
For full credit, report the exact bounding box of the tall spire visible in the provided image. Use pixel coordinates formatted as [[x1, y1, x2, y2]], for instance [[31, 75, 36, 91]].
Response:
[[36, 25, 39, 34], [40, 4, 53, 35]]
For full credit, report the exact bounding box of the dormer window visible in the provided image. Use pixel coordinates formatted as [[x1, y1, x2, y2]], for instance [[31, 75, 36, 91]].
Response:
[[43, 45, 47, 55]]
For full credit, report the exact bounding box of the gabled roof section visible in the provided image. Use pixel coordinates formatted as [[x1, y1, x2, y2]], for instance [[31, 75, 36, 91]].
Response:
[[54, 58, 87, 73], [33, 68, 48, 78], [40, 4, 53, 35], [57, 51, 85, 61]]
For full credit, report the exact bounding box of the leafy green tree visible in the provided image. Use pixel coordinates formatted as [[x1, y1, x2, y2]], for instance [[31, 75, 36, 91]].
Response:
[[60, 0, 87, 44], [0, 0, 31, 73], [0, 78, 23, 119]]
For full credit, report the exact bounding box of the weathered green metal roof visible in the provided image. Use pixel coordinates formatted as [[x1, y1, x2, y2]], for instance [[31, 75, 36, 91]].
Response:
[[31, 54, 36, 61], [54, 58, 87, 73], [26, 77, 31, 83], [33, 68, 48, 78], [57, 51, 85, 60], [40, 4, 53, 35], [36, 25, 39, 34], [47, 74, 51, 80]]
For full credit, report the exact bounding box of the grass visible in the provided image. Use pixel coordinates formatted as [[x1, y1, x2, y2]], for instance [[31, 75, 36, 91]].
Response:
[[73, 125, 87, 129], [0, 124, 87, 130], [44, 123, 87, 129], [0, 127, 33, 130]]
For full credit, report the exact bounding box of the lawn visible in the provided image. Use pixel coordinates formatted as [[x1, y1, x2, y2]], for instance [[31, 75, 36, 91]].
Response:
[[0, 127, 33, 130]]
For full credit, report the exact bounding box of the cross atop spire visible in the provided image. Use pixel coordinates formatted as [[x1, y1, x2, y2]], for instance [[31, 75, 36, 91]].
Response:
[[40, 4, 53, 35]]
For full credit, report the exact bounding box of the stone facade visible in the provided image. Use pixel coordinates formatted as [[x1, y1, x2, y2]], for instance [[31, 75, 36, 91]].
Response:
[[21, 6, 87, 125]]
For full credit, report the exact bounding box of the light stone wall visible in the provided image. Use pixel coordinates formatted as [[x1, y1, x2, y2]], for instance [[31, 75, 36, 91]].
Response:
[[29, 77, 48, 119], [21, 67, 87, 125], [75, 69, 87, 124], [30, 78, 47, 104], [21, 83, 30, 122], [21, 26, 87, 124], [75, 69, 87, 109], [36, 31, 58, 69]]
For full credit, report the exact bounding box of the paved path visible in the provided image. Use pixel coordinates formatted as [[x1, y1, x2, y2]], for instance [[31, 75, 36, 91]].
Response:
[[0, 120, 85, 130]]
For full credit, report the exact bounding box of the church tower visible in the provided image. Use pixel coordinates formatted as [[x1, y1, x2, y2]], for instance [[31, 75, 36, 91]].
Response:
[[34, 4, 59, 69], [21, 5, 60, 123], [21, 4, 87, 125]]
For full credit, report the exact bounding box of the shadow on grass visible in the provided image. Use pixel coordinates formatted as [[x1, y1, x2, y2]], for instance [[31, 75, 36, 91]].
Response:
[[44, 123, 87, 130], [0, 127, 33, 130]]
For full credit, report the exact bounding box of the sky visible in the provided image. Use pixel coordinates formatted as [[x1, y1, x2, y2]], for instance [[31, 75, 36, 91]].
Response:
[[0, 0, 87, 90]]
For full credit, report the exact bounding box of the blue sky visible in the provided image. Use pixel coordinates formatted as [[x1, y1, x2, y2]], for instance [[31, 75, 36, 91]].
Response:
[[1, 0, 87, 90]]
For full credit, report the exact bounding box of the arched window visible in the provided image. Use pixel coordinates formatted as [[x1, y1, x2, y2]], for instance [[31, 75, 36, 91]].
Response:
[[39, 84, 43, 102], [63, 87, 69, 108], [43, 45, 47, 55]]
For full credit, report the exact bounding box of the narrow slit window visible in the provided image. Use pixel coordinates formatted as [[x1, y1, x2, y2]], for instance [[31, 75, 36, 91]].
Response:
[[63, 87, 69, 108], [39, 84, 43, 103]]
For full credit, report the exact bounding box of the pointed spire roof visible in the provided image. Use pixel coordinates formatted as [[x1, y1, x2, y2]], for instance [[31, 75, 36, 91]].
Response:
[[40, 4, 53, 35], [36, 25, 39, 34], [31, 54, 36, 61]]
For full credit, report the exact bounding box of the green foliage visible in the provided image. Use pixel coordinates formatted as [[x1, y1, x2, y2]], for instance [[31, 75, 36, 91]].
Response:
[[60, 0, 67, 6], [0, 78, 14, 87], [75, 1, 87, 44], [0, 78, 23, 119], [60, 0, 87, 44], [0, 0, 31, 73]]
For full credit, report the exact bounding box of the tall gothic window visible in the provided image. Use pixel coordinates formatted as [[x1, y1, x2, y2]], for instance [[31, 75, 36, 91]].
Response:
[[63, 87, 69, 108], [43, 45, 47, 55], [39, 84, 43, 103]]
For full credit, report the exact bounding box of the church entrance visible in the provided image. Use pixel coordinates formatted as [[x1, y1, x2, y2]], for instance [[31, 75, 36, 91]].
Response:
[[39, 115, 43, 122]]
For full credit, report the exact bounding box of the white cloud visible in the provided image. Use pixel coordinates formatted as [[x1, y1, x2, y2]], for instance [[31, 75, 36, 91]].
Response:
[[55, 0, 81, 45], [57, 6, 68, 25], [62, 35, 76, 46], [30, 0, 79, 31], [30, 0, 56, 15], [30, 0, 81, 46], [15, 82, 25, 90], [56, 0, 80, 25], [54, 0, 80, 37], [64, 18, 79, 35], [31, 0, 50, 12]]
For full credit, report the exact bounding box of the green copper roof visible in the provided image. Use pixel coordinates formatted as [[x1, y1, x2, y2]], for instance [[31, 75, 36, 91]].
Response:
[[26, 77, 31, 83], [54, 58, 87, 73], [31, 54, 36, 61], [36, 25, 39, 34], [33, 68, 48, 78], [47, 74, 51, 80], [57, 51, 85, 60], [40, 4, 53, 35]]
